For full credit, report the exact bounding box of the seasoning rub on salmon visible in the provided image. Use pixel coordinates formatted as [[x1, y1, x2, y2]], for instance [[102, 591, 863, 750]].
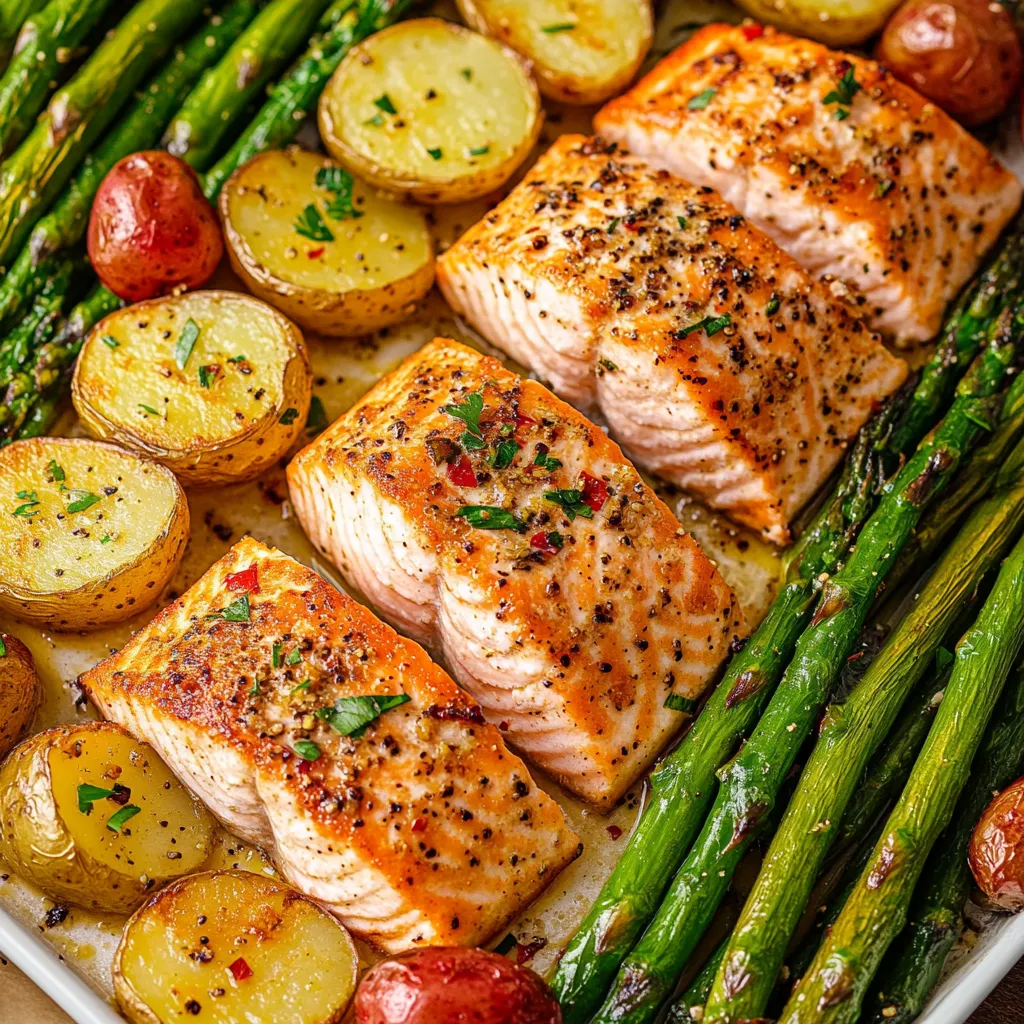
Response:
[[594, 24, 1022, 344], [436, 135, 907, 544], [287, 338, 745, 809], [81, 537, 580, 953]]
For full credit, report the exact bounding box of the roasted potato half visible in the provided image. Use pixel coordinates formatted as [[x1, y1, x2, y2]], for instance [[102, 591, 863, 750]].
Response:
[[0, 722, 215, 913], [732, 0, 903, 45], [456, 0, 654, 104], [0, 438, 188, 630], [114, 871, 359, 1024], [319, 18, 543, 204], [220, 148, 434, 336], [0, 634, 41, 758], [73, 290, 312, 486]]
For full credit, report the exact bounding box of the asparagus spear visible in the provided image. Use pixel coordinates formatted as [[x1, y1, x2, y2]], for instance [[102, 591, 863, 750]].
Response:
[[703, 372, 1024, 1024], [862, 660, 1024, 1024], [550, 236, 1021, 1024], [666, 940, 729, 1024], [201, 0, 416, 200], [0, 0, 115, 157], [0, 0, 260, 335], [593, 304, 1020, 1024], [0, 0, 45, 68], [0, 0, 208, 269], [781, 526, 1024, 1024], [162, 0, 335, 170]]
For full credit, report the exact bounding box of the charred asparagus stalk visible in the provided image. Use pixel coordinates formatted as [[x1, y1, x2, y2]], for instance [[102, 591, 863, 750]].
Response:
[[593, 302, 1020, 1024], [781, 526, 1024, 1024], [550, 231, 1022, 1024], [0, 0, 45, 68]]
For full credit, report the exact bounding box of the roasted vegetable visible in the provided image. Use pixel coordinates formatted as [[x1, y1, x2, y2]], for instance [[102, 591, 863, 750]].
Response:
[[73, 290, 312, 486], [114, 871, 359, 1024], [0, 633, 41, 758], [969, 774, 1024, 911], [319, 18, 543, 204], [220, 148, 434, 335], [87, 151, 223, 302], [732, 0, 904, 46], [456, 0, 653, 104], [0, 437, 189, 629], [877, 0, 1022, 125], [354, 947, 562, 1024], [0, 722, 215, 913]]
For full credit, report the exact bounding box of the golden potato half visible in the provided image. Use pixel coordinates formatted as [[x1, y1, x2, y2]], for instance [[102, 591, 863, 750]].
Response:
[[0, 438, 188, 630], [732, 0, 902, 45], [221, 148, 434, 336], [456, 0, 653, 104], [0, 723, 215, 913], [114, 871, 358, 1024], [319, 18, 543, 204], [0, 634, 41, 758], [73, 290, 312, 486]]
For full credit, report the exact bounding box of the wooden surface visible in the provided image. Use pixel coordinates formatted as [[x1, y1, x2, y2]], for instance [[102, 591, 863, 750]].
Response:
[[4, 952, 1023, 1022]]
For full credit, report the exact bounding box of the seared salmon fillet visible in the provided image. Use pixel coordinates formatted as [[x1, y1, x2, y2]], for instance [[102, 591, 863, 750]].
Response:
[[594, 24, 1022, 344], [80, 537, 580, 952], [287, 338, 745, 808], [436, 135, 907, 543]]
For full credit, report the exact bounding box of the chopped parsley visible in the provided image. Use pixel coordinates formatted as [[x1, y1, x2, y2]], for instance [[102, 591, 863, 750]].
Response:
[[674, 313, 731, 339], [228, 353, 248, 363], [198, 364, 218, 389], [542, 21, 576, 32], [294, 203, 334, 242], [315, 693, 411, 738], [77, 783, 117, 814], [598, 358, 618, 373], [100, 534, 111, 545], [249, 679, 261, 697], [292, 739, 321, 761], [462, 431, 487, 451], [173, 318, 200, 371], [13, 494, 39, 517], [426, 147, 443, 161], [365, 113, 384, 126], [205, 595, 251, 622], [0, 636, 5, 657], [875, 178, 895, 198], [455, 505, 525, 531], [665, 692, 699, 713], [286, 647, 302, 666], [106, 804, 141, 833], [687, 87, 716, 111], [677, 216, 688, 230], [533, 446, 562, 471], [138, 404, 159, 416], [279, 407, 300, 425], [765, 296, 780, 316], [66, 489, 101, 514], [317, 165, 363, 221], [823, 66, 861, 108], [306, 395, 328, 434], [373, 93, 397, 115], [100, 335, 119, 349], [272, 642, 283, 668], [607, 217, 621, 234], [544, 489, 593, 521], [461, 67, 472, 80], [490, 439, 519, 469], [291, 679, 311, 695], [469, 145, 490, 156], [442, 391, 484, 437], [834, 107, 851, 121], [46, 459, 64, 483]]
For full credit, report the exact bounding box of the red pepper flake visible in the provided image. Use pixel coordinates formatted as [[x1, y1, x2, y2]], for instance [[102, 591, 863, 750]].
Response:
[[515, 412, 536, 431], [499, 720, 510, 731], [530, 531, 559, 554], [296, 758, 314, 775], [411, 816, 428, 833], [447, 455, 477, 487], [847, 651, 864, 663], [228, 957, 253, 982], [225, 564, 259, 593], [516, 938, 547, 964], [606, 824, 624, 840], [623, 218, 642, 232], [307, 247, 325, 259], [741, 22, 764, 39], [581, 472, 609, 512]]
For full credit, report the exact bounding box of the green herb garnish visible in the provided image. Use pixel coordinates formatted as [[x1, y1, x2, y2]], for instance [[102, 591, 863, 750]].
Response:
[[765, 296, 780, 316], [0, 636, 5, 657], [205, 595, 251, 622], [291, 679, 311, 695], [294, 203, 334, 242], [293, 739, 322, 761], [198, 365, 218, 389], [607, 217, 621, 234], [306, 396, 327, 434], [461, 68, 472, 80], [665, 692, 699, 713], [544, 489, 593, 521], [286, 647, 302, 666], [106, 804, 141, 833], [442, 391, 484, 437], [823, 66, 861, 108], [249, 679, 261, 697], [100, 335, 119, 349], [279, 408, 300, 425], [100, 534, 111, 545], [173, 318, 200, 371], [533, 448, 562, 472], [46, 459, 65, 483], [77, 783, 114, 813], [875, 178, 895, 198], [426, 147, 442, 161], [66, 489, 101, 514], [13, 500, 39, 517], [272, 642, 283, 668], [317, 165, 363, 221], [373, 93, 397, 114], [138, 404, 159, 416], [490, 440, 519, 469], [315, 693, 411, 738], [469, 145, 490, 156], [674, 313, 732, 339], [687, 88, 716, 110], [542, 21, 576, 32], [455, 505, 526, 531]]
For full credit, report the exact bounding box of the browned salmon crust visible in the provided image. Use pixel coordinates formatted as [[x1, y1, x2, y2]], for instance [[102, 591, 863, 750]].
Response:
[[287, 338, 745, 808], [81, 537, 580, 952], [595, 23, 1022, 344], [436, 134, 907, 544]]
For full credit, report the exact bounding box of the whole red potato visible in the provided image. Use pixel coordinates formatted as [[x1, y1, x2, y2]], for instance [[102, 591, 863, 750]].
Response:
[[87, 150, 223, 302], [354, 947, 561, 1024], [877, 0, 1022, 125], [969, 775, 1024, 911]]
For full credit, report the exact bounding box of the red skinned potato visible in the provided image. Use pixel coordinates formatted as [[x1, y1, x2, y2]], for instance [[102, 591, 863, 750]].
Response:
[[970, 775, 1024, 911], [354, 947, 561, 1024], [877, 0, 1022, 125], [87, 151, 223, 302]]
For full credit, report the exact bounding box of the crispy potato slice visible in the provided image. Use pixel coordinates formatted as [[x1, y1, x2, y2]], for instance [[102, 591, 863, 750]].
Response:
[[73, 290, 312, 486], [114, 871, 358, 1024], [221, 148, 434, 336], [456, 0, 654, 104], [0, 438, 188, 630], [0, 723, 215, 913], [319, 18, 542, 204], [0, 635, 41, 758]]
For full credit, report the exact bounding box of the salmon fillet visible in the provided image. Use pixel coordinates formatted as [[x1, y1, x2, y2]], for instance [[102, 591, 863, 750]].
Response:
[[436, 135, 907, 544], [594, 24, 1022, 344], [286, 338, 745, 808], [80, 537, 580, 953]]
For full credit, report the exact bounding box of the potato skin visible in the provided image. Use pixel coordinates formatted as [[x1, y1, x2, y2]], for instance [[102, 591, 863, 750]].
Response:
[[0, 635, 41, 758], [88, 151, 223, 302], [354, 947, 561, 1024], [877, 0, 1022, 125], [969, 775, 1024, 910], [734, 0, 904, 45]]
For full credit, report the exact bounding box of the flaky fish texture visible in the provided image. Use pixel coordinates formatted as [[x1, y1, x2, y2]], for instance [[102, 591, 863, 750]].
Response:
[[437, 135, 907, 543], [595, 24, 1022, 344], [287, 338, 745, 808], [81, 537, 580, 953]]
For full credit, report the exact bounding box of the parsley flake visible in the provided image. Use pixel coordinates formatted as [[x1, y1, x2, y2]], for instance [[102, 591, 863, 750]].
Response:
[[823, 66, 860, 108], [687, 88, 716, 110], [106, 804, 141, 833], [426, 147, 443, 161], [607, 217, 621, 234], [542, 21, 576, 32], [173, 318, 200, 370], [315, 693, 411, 738], [286, 647, 302, 666], [455, 505, 525, 531], [442, 391, 484, 437], [469, 145, 490, 156], [249, 679, 261, 697], [66, 489, 101, 514], [206, 595, 251, 622], [100, 335, 119, 349], [0, 636, 5, 657], [100, 534, 112, 545], [13, 500, 39, 517], [677, 216, 688, 230], [674, 313, 731, 339], [46, 459, 64, 483], [272, 642, 283, 668], [228, 353, 248, 363], [317, 165, 363, 221], [294, 203, 334, 242], [765, 296, 780, 316], [461, 68, 472, 80], [279, 407, 300, 425], [533, 447, 562, 471], [461, 431, 487, 451], [291, 679, 311, 695], [293, 739, 321, 761], [490, 439, 519, 469], [306, 395, 328, 434], [544, 489, 594, 521], [198, 364, 218, 389], [138, 404, 159, 416], [373, 93, 397, 115], [665, 693, 698, 713], [875, 179, 895, 198]]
